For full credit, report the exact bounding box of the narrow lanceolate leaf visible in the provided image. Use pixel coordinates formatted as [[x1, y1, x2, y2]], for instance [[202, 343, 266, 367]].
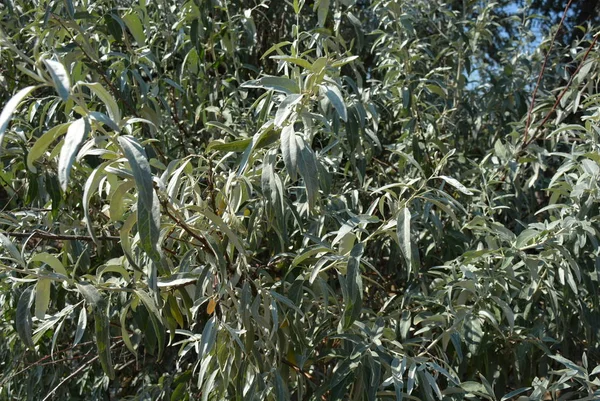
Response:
[[73, 307, 87, 346], [34, 278, 51, 319], [43, 59, 70, 101], [58, 118, 90, 191], [241, 76, 300, 94], [0, 85, 38, 148], [83, 163, 110, 246], [397, 207, 418, 277], [343, 242, 364, 328], [275, 93, 303, 127], [322, 84, 347, 122], [81, 83, 121, 124], [281, 125, 299, 181], [16, 287, 35, 348], [296, 136, 320, 209], [94, 299, 115, 379], [0, 232, 26, 267], [118, 136, 161, 262], [437, 175, 473, 195], [26, 122, 70, 172]]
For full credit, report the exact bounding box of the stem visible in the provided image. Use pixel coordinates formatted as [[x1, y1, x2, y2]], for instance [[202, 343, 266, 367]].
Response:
[[0, 230, 120, 242], [522, 0, 573, 145]]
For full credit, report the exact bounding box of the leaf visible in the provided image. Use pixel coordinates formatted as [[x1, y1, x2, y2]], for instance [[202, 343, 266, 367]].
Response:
[[76, 282, 102, 307], [83, 163, 109, 246], [58, 117, 90, 191], [275, 94, 303, 127], [281, 125, 298, 181], [34, 278, 51, 320], [29, 252, 68, 277], [200, 316, 217, 358], [43, 59, 70, 101], [0, 232, 26, 267], [343, 242, 364, 328], [80, 83, 121, 124], [322, 84, 347, 121], [296, 136, 320, 209], [118, 135, 161, 262], [0, 85, 38, 148], [26, 122, 70, 172], [316, 0, 330, 27], [94, 299, 115, 379], [397, 207, 418, 277], [122, 13, 146, 45], [241, 76, 300, 94], [437, 175, 473, 195], [500, 387, 531, 401], [270, 56, 312, 70], [73, 307, 87, 347], [16, 287, 35, 348]]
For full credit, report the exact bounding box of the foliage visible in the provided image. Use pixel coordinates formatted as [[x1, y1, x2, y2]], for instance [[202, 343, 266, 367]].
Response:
[[0, 0, 600, 400]]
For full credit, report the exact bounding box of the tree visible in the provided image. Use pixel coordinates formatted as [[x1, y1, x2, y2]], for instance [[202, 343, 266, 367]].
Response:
[[1, 0, 600, 400]]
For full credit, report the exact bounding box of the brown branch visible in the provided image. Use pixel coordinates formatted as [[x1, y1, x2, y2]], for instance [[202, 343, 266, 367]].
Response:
[[520, 33, 599, 152], [0, 230, 120, 242], [522, 0, 573, 145], [160, 200, 215, 257]]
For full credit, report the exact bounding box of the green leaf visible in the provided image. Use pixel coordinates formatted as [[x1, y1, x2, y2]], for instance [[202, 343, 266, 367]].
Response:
[[76, 282, 102, 307], [0, 232, 26, 267], [118, 135, 161, 262], [281, 125, 298, 181], [16, 287, 35, 348], [29, 252, 68, 277], [83, 162, 110, 246], [296, 136, 320, 209], [316, 0, 330, 27], [0, 85, 38, 148], [122, 13, 146, 45], [26, 122, 70, 172], [43, 59, 70, 101], [80, 82, 121, 125], [322, 84, 347, 122], [501, 387, 531, 401], [437, 175, 473, 195], [343, 242, 364, 328], [94, 299, 115, 379], [73, 307, 87, 347], [58, 117, 90, 191], [34, 278, 51, 319], [397, 207, 418, 277], [270, 56, 313, 70], [275, 94, 303, 127], [241, 76, 300, 94]]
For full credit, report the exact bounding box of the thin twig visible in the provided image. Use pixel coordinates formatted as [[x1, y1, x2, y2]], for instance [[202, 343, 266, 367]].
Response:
[[160, 200, 215, 256], [41, 340, 123, 401], [0, 230, 120, 242], [520, 33, 599, 151], [522, 0, 573, 145]]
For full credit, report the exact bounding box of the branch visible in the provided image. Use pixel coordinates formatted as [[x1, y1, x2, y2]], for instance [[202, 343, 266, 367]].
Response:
[[0, 230, 120, 242], [520, 33, 599, 152], [522, 0, 573, 145], [41, 340, 123, 401]]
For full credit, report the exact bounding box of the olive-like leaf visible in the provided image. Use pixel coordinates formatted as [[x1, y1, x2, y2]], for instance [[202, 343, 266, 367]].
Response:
[[34, 278, 51, 320], [118, 135, 161, 262], [280, 125, 298, 181], [58, 117, 90, 191], [16, 287, 35, 348], [322, 84, 347, 122], [0, 85, 38, 148], [43, 59, 70, 101]]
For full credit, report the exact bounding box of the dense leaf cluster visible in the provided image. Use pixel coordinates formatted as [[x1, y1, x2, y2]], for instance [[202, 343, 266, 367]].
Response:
[[1, 0, 599, 400]]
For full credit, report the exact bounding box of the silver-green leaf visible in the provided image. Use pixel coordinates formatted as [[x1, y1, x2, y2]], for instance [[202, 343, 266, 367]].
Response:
[[58, 118, 90, 191]]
